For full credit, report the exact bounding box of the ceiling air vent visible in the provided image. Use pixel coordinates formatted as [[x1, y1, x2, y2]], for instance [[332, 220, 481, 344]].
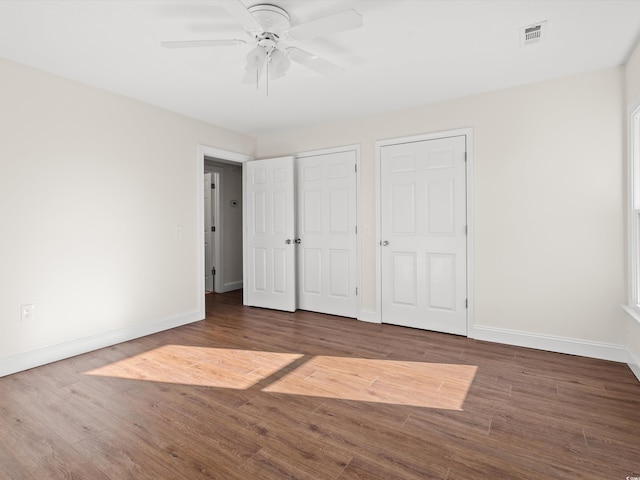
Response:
[[520, 21, 547, 47]]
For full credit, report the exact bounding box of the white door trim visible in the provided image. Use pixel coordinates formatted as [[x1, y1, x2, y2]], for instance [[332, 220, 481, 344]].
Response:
[[197, 145, 252, 312], [295, 144, 361, 319], [374, 129, 474, 334]]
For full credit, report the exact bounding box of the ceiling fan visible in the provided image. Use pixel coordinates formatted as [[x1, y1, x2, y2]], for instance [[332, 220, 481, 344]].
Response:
[[161, 1, 363, 85]]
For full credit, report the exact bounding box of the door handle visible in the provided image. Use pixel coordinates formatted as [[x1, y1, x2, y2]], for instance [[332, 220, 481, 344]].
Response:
[[380, 240, 390, 246], [294, 238, 302, 244], [285, 239, 292, 244]]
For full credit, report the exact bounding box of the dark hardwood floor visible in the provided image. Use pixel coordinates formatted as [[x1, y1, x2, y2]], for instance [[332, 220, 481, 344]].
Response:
[[1, 290, 639, 479]]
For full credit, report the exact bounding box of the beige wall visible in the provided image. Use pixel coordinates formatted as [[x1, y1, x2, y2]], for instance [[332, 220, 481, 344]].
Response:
[[1, 50, 634, 372], [258, 67, 627, 346], [0, 57, 255, 371], [626, 38, 640, 105]]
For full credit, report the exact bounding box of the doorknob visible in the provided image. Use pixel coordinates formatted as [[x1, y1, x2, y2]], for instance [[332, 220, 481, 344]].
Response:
[[294, 238, 302, 244], [285, 239, 292, 244], [380, 240, 390, 246]]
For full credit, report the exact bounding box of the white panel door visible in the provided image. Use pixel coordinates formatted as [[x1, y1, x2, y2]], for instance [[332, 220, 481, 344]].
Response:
[[204, 172, 213, 292], [245, 156, 296, 312], [380, 136, 467, 335], [297, 150, 357, 318]]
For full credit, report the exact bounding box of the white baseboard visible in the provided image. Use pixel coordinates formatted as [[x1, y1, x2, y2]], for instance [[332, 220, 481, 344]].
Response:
[[358, 309, 380, 324], [0, 310, 204, 378], [469, 325, 628, 363], [628, 348, 640, 382], [4, 310, 637, 383], [222, 281, 243, 293]]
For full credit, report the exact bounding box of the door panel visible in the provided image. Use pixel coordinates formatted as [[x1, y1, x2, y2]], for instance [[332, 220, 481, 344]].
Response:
[[252, 191, 267, 234], [303, 248, 322, 294], [303, 189, 322, 233], [427, 254, 455, 310], [427, 179, 454, 234], [392, 183, 416, 234], [329, 249, 349, 296], [297, 150, 357, 318], [329, 187, 350, 232], [245, 157, 296, 312], [381, 135, 467, 335], [253, 247, 267, 292], [391, 252, 417, 306]]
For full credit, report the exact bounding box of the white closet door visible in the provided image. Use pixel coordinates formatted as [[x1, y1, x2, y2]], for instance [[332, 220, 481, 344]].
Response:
[[297, 150, 358, 318], [380, 136, 467, 335], [245, 156, 296, 312]]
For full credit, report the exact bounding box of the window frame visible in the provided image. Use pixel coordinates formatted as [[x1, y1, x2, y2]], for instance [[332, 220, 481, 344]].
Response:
[[627, 102, 640, 320]]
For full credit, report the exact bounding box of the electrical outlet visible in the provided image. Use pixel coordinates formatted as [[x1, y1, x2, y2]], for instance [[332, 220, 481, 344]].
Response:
[[21, 304, 35, 321]]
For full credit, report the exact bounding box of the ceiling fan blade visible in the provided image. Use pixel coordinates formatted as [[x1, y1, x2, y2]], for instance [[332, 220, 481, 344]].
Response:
[[287, 10, 363, 40], [223, 0, 263, 33], [161, 39, 246, 48], [287, 47, 344, 77]]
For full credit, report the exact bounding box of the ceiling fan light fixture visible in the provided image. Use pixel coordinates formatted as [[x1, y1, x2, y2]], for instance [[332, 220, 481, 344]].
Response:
[[269, 48, 291, 79], [246, 45, 267, 70]]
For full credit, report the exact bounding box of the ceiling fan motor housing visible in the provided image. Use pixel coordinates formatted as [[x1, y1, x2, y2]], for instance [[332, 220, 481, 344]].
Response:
[[247, 4, 291, 36], [257, 33, 278, 54]]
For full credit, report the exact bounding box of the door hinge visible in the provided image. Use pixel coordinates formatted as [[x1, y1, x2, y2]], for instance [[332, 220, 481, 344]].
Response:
[[465, 225, 468, 235], [354, 164, 357, 173], [211, 226, 215, 232], [464, 152, 467, 162], [355, 226, 357, 234], [465, 299, 468, 308], [356, 287, 358, 296], [211, 183, 215, 189], [213, 267, 216, 276]]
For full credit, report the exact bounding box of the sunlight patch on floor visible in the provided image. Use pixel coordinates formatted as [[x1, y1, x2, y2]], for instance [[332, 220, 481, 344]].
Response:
[[85, 346, 477, 409], [84, 345, 303, 390], [263, 356, 478, 410]]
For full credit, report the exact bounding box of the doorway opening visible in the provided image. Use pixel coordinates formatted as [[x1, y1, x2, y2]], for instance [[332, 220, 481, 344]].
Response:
[[204, 157, 244, 294], [197, 145, 252, 312]]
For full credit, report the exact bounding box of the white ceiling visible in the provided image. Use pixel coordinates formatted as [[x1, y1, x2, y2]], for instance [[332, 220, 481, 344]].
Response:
[[1, 0, 639, 136]]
